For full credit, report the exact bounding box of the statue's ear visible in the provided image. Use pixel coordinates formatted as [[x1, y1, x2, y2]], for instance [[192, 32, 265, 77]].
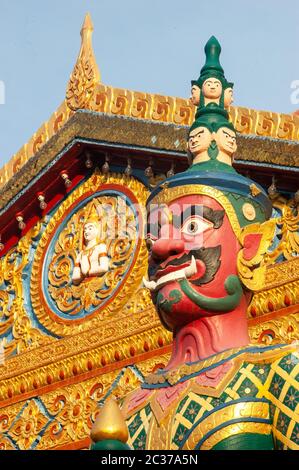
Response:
[[237, 219, 276, 291]]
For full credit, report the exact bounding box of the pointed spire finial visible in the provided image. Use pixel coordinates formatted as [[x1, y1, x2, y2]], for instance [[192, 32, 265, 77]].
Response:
[[200, 36, 224, 78], [81, 11, 93, 33], [66, 13, 101, 111], [91, 397, 129, 444]]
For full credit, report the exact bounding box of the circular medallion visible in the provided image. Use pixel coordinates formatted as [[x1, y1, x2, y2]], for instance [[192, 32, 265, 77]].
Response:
[[242, 202, 256, 221], [30, 173, 148, 336]]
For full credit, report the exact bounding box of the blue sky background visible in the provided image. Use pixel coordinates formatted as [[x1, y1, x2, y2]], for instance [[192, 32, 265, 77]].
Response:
[[0, 0, 298, 166]]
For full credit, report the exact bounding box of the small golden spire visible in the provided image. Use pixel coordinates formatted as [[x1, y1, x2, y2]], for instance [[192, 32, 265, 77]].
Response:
[[90, 397, 129, 443], [66, 13, 101, 111]]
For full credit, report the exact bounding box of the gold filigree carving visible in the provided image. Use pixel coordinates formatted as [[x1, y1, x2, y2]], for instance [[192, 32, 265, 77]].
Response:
[[146, 345, 293, 390], [256, 111, 279, 137], [146, 410, 173, 450], [249, 278, 299, 319], [66, 13, 100, 111], [0, 437, 16, 450], [182, 402, 270, 450], [48, 195, 136, 314], [249, 313, 299, 345], [8, 400, 49, 450], [278, 113, 296, 140], [265, 260, 299, 289], [264, 208, 299, 266], [0, 299, 168, 401], [146, 347, 242, 386], [173, 98, 194, 125], [200, 422, 271, 450], [152, 95, 174, 122], [238, 192, 299, 294], [0, 355, 161, 450], [30, 171, 149, 336], [131, 92, 152, 119], [0, 223, 53, 359], [0, 308, 172, 402]]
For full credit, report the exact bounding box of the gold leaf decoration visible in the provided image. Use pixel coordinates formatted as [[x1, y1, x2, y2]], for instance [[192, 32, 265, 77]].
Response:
[[30, 171, 149, 336], [66, 13, 100, 111]]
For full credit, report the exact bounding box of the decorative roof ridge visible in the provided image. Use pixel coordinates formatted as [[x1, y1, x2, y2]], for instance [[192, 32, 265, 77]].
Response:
[[1, 13, 299, 190]]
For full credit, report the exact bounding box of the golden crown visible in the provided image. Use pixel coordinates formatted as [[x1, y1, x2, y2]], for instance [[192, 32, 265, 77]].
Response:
[[84, 201, 101, 225]]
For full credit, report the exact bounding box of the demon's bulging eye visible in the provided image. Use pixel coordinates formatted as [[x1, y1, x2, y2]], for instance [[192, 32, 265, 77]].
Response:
[[181, 216, 212, 236], [189, 221, 198, 233]]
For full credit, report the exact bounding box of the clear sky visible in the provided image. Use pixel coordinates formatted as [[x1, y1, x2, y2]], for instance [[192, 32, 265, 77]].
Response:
[[0, 0, 298, 166]]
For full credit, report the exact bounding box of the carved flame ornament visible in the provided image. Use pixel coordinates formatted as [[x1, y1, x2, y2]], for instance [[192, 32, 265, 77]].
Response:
[[66, 13, 101, 111]]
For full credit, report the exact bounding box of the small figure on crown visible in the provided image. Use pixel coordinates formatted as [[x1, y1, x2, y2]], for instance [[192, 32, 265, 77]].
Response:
[[190, 36, 234, 113]]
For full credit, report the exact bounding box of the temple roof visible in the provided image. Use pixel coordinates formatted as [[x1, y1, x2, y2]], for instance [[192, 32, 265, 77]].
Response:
[[0, 13, 298, 256], [0, 13, 299, 192]]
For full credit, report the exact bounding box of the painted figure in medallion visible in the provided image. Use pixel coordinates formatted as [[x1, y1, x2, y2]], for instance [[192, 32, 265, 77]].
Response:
[[72, 204, 109, 285]]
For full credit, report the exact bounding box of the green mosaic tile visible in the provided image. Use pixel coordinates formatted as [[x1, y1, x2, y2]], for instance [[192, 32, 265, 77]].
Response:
[[290, 422, 299, 445], [269, 403, 276, 420], [211, 392, 231, 408], [133, 428, 147, 450], [227, 370, 243, 388], [276, 410, 291, 435], [173, 422, 188, 447], [236, 377, 258, 398], [144, 404, 152, 417], [275, 438, 284, 450], [183, 400, 201, 424], [279, 354, 299, 373], [269, 372, 285, 399], [284, 385, 299, 411], [176, 396, 188, 414], [251, 364, 271, 383], [128, 412, 143, 436]]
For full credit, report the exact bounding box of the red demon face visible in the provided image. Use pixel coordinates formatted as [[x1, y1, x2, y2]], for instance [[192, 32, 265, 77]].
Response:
[[146, 194, 242, 331]]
